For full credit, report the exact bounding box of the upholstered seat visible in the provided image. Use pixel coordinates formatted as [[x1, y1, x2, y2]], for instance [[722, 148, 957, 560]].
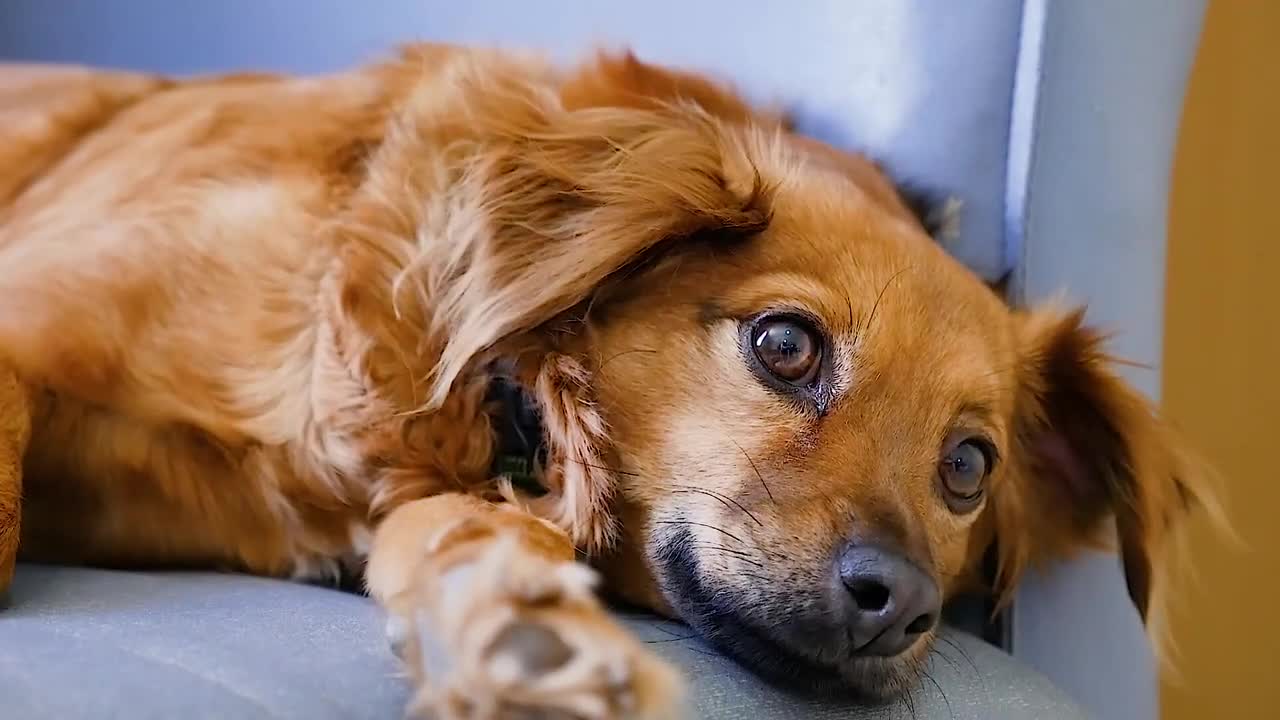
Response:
[[1, 565, 1085, 719], [0, 1, 1205, 717]]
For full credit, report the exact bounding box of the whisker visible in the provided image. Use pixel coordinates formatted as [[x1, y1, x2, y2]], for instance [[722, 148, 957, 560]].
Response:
[[865, 267, 910, 336], [685, 543, 766, 569], [647, 623, 693, 640], [731, 544, 788, 562], [728, 436, 775, 505], [921, 668, 955, 720], [564, 457, 640, 478], [902, 682, 919, 720], [929, 640, 963, 674], [949, 639, 985, 687], [936, 634, 983, 688], [598, 347, 660, 372], [643, 635, 700, 644], [654, 520, 747, 545], [671, 485, 764, 527]]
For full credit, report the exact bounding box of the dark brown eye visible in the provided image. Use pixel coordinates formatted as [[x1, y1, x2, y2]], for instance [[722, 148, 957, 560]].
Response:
[[939, 439, 991, 510], [751, 316, 821, 385]]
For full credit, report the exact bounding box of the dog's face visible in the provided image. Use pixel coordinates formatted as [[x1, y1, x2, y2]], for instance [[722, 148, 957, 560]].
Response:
[[575, 155, 1205, 697], [582, 168, 1010, 694], [430, 53, 1208, 698]]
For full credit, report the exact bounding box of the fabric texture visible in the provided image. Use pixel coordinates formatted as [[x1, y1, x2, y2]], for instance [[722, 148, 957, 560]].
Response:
[[0, 564, 1085, 719]]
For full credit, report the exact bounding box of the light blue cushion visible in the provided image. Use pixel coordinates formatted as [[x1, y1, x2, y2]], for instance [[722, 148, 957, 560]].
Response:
[[1, 564, 1085, 719]]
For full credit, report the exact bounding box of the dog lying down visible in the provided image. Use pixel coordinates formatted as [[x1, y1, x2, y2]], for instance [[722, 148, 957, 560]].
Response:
[[0, 45, 1213, 718]]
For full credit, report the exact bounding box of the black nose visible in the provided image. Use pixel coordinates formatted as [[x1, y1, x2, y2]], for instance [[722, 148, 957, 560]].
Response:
[[837, 544, 941, 657]]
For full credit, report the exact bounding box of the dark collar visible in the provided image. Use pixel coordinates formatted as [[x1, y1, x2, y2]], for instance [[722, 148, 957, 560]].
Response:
[[487, 376, 548, 496]]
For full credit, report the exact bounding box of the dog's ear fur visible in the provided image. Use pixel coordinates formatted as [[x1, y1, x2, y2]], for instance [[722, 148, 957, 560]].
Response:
[[992, 307, 1218, 652], [355, 55, 771, 549], [408, 58, 772, 410], [559, 50, 784, 127]]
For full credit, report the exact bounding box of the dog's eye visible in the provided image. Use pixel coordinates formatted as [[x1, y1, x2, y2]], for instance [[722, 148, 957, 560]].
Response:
[[939, 438, 992, 511], [751, 316, 822, 385]]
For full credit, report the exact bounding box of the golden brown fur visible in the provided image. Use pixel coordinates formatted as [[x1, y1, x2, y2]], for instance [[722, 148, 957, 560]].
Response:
[[0, 45, 1212, 717], [0, 364, 29, 589]]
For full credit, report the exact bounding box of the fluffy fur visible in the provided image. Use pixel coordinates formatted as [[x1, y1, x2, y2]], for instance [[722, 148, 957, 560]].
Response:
[[0, 46, 1213, 717]]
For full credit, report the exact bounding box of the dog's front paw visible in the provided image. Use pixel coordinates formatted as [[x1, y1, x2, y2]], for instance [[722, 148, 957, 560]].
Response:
[[391, 535, 682, 720]]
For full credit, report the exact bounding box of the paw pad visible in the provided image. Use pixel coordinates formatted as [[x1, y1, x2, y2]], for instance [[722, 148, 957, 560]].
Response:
[[485, 620, 575, 681]]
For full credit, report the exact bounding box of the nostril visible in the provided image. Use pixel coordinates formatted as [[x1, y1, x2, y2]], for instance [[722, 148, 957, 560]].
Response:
[[904, 612, 936, 636], [848, 578, 892, 612]]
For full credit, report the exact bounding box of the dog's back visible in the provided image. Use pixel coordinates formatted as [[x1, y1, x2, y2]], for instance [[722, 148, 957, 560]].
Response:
[[0, 66, 165, 217], [0, 57, 418, 575]]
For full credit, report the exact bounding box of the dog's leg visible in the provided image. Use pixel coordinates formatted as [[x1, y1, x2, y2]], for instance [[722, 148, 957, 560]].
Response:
[[0, 364, 31, 595], [366, 494, 682, 720]]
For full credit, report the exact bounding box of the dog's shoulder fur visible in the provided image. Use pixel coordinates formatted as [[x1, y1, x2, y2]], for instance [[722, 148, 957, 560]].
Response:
[[0, 46, 518, 574]]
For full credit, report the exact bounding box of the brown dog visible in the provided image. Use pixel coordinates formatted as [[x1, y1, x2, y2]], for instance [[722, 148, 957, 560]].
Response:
[[0, 46, 1210, 718]]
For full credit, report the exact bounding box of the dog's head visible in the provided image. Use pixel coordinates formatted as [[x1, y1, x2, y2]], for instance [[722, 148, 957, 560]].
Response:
[[412, 51, 1213, 698]]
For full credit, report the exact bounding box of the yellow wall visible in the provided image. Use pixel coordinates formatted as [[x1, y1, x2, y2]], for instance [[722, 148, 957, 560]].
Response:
[[1162, 0, 1280, 717]]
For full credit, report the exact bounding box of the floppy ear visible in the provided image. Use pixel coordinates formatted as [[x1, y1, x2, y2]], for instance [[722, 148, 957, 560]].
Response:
[[345, 57, 771, 550], [993, 307, 1217, 643], [410, 66, 771, 409], [559, 50, 791, 129]]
